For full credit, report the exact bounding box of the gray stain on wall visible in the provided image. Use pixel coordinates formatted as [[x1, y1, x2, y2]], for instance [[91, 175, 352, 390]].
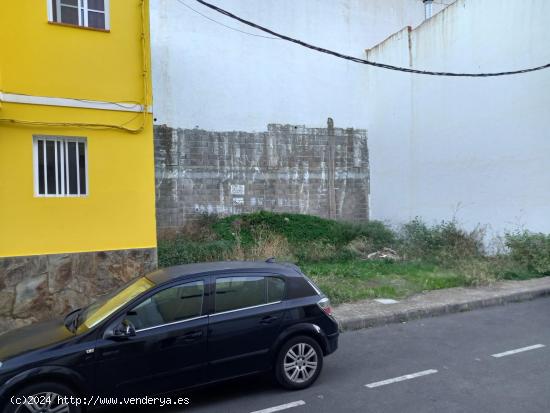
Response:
[[154, 121, 369, 236]]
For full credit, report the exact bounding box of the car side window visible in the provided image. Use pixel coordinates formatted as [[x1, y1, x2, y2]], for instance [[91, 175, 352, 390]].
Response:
[[215, 276, 285, 313], [127, 280, 204, 330], [267, 277, 285, 302]]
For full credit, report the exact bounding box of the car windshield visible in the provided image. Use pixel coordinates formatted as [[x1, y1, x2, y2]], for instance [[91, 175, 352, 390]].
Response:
[[78, 277, 155, 331]]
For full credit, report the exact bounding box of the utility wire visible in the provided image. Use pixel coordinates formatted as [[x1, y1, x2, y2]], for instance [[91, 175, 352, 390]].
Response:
[[195, 0, 550, 77], [176, 0, 278, 40]]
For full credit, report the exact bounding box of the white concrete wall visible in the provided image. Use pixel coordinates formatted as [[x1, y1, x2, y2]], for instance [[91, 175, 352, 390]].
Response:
[[366, 0, 550, 236], [150, 0, 445, 131]]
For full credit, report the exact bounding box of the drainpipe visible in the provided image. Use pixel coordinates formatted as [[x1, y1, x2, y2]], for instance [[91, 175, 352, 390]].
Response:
[[423, 0, 434, 19]]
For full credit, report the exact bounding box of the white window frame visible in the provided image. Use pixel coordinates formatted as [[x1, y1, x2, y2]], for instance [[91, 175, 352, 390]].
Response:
[[47, 0, 110, 30], [33, 136, 89, 198]]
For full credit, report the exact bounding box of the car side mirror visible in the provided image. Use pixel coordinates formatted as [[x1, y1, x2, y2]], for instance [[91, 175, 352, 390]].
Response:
[[104, 319, 136, 340]]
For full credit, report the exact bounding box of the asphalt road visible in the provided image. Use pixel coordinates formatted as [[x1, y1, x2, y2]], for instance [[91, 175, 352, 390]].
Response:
[[118, 297, 550, 413]]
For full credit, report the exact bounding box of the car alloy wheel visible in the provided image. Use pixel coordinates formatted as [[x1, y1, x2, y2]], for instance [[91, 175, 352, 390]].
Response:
[[15, 391, 69, 413], [284, 342, 319, 383]]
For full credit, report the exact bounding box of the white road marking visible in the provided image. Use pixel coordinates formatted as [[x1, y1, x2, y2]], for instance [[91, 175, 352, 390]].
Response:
[[375, 298, 399, 304], [250, 400, 306, 413], [365, 369, 438, 388], [491, 344, 545, 358]]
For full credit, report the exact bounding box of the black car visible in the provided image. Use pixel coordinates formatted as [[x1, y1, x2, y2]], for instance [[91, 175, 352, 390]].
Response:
[[0, 260, 339, 413]]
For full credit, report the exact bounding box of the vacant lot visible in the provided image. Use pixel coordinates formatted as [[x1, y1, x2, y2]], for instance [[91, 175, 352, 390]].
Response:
[[158, 212, 549, 305]]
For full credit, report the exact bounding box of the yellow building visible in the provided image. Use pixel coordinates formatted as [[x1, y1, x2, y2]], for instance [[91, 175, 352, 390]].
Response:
[[0, 0, 157, 332]]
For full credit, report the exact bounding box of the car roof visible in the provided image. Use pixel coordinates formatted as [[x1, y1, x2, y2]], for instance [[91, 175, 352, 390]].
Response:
[[145, 260, 302, 285]]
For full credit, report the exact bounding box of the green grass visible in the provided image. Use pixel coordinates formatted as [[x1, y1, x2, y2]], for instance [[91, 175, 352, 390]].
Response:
[[212, 211, 395, 250], [158, 211, 546, 306], [158, 239, 234, 268], [301, 260, 468, 305]]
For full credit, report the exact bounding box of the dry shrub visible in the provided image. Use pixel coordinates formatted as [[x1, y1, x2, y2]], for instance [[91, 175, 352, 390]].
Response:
[[505, 231, 550, 275], [157, 213, 220, 242], [247, 226, 293, 261], [454, 259, 497, 286], [249, 233, 292, 260], [223, 224, 293, 261], [295, 241, 340, 262], [399, 218, 485, 263], [345, 237, 374, 259]]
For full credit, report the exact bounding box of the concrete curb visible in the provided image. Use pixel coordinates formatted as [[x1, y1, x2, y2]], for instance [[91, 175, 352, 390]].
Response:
[[334, 277, 550, 331]]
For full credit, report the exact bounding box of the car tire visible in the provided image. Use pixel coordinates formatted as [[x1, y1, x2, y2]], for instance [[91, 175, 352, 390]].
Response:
[[275, 335, 324, 390], [5, 381, 82, 413]]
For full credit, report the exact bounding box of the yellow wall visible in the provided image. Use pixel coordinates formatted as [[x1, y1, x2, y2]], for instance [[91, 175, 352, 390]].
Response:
[[0, 1, 157, 258], [0, 0, 151, 103]]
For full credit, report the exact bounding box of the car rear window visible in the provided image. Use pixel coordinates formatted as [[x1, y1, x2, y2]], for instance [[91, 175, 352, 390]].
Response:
[[286, 275, 319, 299]]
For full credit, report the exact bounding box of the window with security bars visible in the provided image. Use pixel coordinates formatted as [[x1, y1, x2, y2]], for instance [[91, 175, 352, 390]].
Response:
[[49, 0, 110, 30], [34, 137, 88, 197]]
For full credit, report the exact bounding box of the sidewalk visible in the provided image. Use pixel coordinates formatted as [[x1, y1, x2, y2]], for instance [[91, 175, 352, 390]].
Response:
[[334, 276, 550, 331]]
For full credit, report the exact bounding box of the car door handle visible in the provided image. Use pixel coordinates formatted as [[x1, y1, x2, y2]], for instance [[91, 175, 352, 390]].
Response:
[[101, 349, 120, 357], [182, 330, 203, 341], [260, 315, 279, 324]]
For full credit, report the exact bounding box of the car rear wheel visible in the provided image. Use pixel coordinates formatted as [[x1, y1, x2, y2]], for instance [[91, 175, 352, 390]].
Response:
[[275, 335, 323, 390], [6, 382, 82, 413]]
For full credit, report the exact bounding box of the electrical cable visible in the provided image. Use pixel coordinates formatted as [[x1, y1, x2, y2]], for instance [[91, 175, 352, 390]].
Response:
[[195, 0, 550, 77], [176, 0, 278, 39]]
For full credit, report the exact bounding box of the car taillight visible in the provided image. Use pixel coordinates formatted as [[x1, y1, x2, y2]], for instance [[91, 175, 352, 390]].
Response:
[[317, 297, 333, 316]]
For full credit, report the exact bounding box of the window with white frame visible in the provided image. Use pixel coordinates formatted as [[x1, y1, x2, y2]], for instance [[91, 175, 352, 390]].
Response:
[[48, 0, 110, 30], [34, 136, 88, 197]]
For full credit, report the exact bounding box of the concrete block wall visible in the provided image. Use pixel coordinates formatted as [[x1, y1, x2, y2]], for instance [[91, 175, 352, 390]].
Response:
[[154, 122, 369, 235]]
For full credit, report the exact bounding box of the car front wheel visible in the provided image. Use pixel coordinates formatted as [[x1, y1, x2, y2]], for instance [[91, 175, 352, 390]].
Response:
[[275, 335, 324, 390], [5, 382, 82, 413]]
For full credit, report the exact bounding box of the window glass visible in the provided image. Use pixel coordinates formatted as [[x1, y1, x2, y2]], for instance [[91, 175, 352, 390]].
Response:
[[267, 277, 285, 302], [215, 277, 267, 313], [56, 141, 63, 192], [127, 281, 205, 330], [51, 0, 58, 23], [82, 277, 155, 329], [286, 277, 318, 299], [45, 141, 56, 195], [34, 137, 87, 197], [78, 142, 87, 193], [37, 140, 45, 195], [60, 5, 79, 25], [88, 11, 105, 29], [51, 0, 108, 29], [87, 0, 104, 10], [67, 141, 78, 195]]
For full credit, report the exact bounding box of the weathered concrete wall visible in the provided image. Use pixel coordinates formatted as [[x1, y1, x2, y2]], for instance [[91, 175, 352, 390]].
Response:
[[365, 0, 550, 236], [155, 122, 369, 234], [150, 0, 448, 132], [0, 248, 157, 333]]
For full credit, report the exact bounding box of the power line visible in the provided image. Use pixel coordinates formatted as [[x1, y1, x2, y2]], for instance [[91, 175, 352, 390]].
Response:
[[176, 0, 278, 40], [195, 0, 550, 77]]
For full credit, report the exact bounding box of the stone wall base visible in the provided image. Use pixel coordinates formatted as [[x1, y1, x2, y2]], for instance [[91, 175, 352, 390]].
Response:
[[0, 248, 157, 334]]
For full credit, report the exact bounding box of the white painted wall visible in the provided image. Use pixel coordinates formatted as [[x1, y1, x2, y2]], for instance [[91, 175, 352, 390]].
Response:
[[150, 0, 446, 131], [366, 0, 550, 235]]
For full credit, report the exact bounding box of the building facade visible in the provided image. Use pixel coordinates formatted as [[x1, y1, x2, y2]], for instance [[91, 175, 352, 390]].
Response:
[[365, 0, 550, 238], [0, 0, 157, 331]]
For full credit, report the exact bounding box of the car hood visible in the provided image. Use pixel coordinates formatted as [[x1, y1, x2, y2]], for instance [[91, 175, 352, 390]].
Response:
[[0, 318, 74, 362]]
